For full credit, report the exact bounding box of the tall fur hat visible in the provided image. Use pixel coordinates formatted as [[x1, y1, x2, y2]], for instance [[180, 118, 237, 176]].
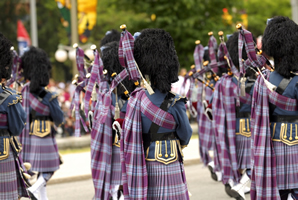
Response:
[[262, 16, 298, 78], [134, 28, 179, 93], [100, 29, 121, 47], [101, 41, 135, 99], [0, 32, 13, 80], [21, 47, 51, 93]]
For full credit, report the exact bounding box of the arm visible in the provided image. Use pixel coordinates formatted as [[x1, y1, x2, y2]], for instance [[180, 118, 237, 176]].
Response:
[[172, 100, 192, 146], [48, 96, 64, 126], [7, 102, 27, 136]]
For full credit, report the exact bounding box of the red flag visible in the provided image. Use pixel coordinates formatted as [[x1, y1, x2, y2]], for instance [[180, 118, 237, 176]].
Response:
[[17, 20, 31, 45]]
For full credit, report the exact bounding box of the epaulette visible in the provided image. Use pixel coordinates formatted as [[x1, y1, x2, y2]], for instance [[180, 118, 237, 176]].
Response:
[[49, 92, 59, 102], [1, 88, 22, 106], [169, 91, 188, 106]]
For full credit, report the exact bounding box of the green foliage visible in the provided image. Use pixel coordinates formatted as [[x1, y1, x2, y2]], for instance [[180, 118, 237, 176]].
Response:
[[111, 0, 245, 68], [0, 0, 293, 81], [244, 0, 292, 37]]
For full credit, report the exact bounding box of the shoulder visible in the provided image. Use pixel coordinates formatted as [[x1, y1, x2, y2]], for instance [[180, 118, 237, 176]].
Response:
[[42, 89, 59, 102], [169, 91, 187, 106], [1, 87, 22, 107]]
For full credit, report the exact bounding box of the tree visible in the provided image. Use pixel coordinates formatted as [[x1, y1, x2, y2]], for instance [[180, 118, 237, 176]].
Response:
[[111, 0, 245, 69], [244, 0, 291, 37]]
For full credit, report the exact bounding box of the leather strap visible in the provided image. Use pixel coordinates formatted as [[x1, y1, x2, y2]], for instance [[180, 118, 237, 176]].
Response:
[[0, 129, 10, 137], [270, 115, 298, 123]]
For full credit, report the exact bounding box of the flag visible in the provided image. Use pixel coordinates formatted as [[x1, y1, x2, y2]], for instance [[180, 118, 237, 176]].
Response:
[[17, 20, 31, 56]]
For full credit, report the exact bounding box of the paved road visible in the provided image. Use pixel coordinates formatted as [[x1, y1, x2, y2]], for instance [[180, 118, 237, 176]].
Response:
[[21, 163, 251, 200]]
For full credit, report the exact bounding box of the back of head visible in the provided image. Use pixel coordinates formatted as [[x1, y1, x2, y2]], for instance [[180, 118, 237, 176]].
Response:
[[100, 29, 121, 47], [101, 41, 135, 99], [0, 33, 13, 80], [226, 31, 255, 70], [262, 16, 298, 78], [134, 28, 179, 93], [21, 47, 52, 93]]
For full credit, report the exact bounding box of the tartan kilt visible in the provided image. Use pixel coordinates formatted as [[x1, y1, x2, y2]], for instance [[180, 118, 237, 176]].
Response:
[[235, 134, 251, 169], [110, 145, 122, 188], [273, 141, 298, 190], [21, 133, 60, 172], [0, 148, 18, 199], [146, 160, 189, 200]]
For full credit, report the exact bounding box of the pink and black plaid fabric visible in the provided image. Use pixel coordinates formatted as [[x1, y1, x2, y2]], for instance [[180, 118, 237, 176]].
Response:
[[217, 41, 238, 74], [250, 72, 298, 200], [146, 161, 189, 200], [198, 86, 214, 166], [208, 35, 218, 73], [238, 29, 266, 75], [29, 93, 50, 115], [212, 75, 241, 184], [6, 50, 20, 87], [84, 50, 101, 118], [90, 96, 113, 200], [70, 81, 88, 137], [194, 44, 204, 71], [120, 88, 176, 200], [119, 30, 141, 82], [76, 47, 86, 82]]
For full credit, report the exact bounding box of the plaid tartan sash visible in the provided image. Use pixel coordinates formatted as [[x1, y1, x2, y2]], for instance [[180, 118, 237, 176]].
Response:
[[194, 44, 204, 71], [208, 35, 218, 73], [212, 75, 241, 184], [121, 88, 176, 200], [119, 30, 141, 81], [84, 50, 102, 118], [76, 47, 86, 82], [251, 72, 298, 200], [217, 42, 238, 74]]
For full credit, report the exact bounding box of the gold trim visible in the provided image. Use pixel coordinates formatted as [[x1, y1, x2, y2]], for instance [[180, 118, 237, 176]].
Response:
[[280, 123, 298, 146], [30, 120, 51, 137], [271, 123, 280, 142], [0, 138, 9, 161], [235, 118, 251, 137], [49, 94, 59, 102]]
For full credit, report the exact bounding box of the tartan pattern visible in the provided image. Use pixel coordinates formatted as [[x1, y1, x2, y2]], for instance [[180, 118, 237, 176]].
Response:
[[273, 141, 298, 190], [84, 50, 101, 118], [70, 81, 88, 137], [119, 30, 141, 81], [15, 153, 30, 197], [29, 93, 50, 115], [90, 100, 113, 200], [198, 86, 213, 166], [22, 134, 60, 172], [0, 113, 8, 126], [6, 50, 20, 87], [110, 146, 122, 187], [250, 74, 280, 200], [19, 83, 32, 159], [212, 75, 241, 184], [217, 42, 238, 74], [193, 44, 204, 71], [208, 35, 218, 73], [120, 88, 176, 200], [250, 72, 298, 200], [0, 148, 18, 200], [238, 29, 267, 74], [146, 160, 189, 200], [235, 134, 251, 169], [96, 69, 129, 124], [76, 47, 86, 82]]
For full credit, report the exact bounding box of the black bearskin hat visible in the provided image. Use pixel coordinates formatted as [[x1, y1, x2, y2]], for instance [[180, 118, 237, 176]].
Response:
[[21, 47, 51, 93], [0, 32, 13, 80], [100, 29, 121, 47], [262, 16, 298, 78], [134, 28, 179, 93], [101, 41, 135, 99]]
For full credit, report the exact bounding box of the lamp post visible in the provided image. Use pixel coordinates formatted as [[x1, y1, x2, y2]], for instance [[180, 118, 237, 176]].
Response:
[[71, 0, 79, 76], [30, 0, 38, 47]]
